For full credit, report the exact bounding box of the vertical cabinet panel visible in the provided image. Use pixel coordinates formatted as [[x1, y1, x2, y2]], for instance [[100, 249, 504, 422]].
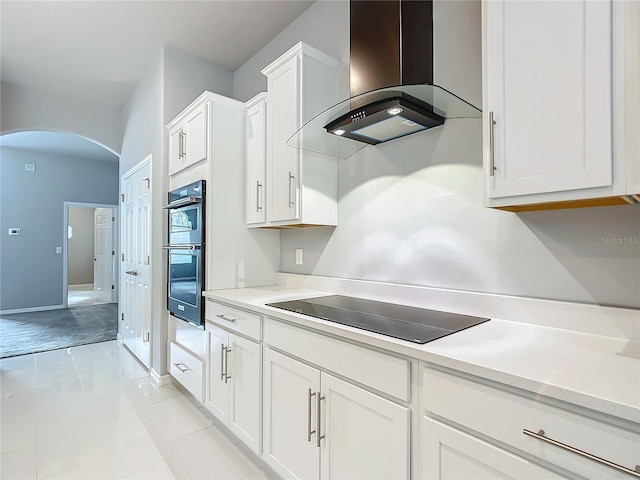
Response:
[[486, 0, 612, 200], [421, 417, 570, 480], [263, 348, 321, 480], [205, 325, 262, 455], [185, 102, 208, 167], [246, 93, 268, 225], [320, 373, 410, 480], [228, 334, 261, 454], [267, 56, 300, 223]]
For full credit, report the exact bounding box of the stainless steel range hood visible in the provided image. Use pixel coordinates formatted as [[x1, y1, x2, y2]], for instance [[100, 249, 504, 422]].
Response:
[[287, 0, 481, 159]]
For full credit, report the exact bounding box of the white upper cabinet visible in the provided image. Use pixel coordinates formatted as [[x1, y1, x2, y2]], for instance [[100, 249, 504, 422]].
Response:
[[246, 93, 268, 226], [261, 42, 340, 227], [168, 99, 209, 176], [484, 0, 640, 211]]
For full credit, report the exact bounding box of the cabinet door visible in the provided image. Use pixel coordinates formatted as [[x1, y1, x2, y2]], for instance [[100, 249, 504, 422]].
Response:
[[486, 0, 612, 199], [247, 98, 267, 225], [267, 56, 300, 223], [185, 101, 208, 168], [421, 417, 570, 480], [320, 373, 410, 480], [228, 334, 261, 455], [168, 125, 184, 175], [263, 348, 320, 480], [206, 327, 229, 423]]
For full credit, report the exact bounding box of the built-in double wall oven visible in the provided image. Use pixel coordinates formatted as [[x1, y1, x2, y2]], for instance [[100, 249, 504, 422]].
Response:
[[164, 180, 205, 328]]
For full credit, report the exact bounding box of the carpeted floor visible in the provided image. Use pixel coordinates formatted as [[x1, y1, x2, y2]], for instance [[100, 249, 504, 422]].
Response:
[[0, 303, 118, 358]]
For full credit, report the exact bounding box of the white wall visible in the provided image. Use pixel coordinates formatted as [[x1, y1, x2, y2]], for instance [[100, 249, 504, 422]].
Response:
[[234, 0, 640, 309], [0, 147, 119, 311], [0, 82, 123, 155], [119, 46, 234, 376], [68, 206, 95, 285]]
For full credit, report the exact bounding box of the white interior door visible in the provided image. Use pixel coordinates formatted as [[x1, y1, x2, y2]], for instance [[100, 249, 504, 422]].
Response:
[[121, 158, 151, 368], [93, 208, 113, 303]]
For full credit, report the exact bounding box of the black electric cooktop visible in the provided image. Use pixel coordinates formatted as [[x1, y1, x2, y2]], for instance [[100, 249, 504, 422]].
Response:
[[266, 295, 489, 344]]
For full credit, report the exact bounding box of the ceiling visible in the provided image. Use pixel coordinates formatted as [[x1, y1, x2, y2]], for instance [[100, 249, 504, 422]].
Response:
[[0, 0, 315, 161], [0, 0, 314, 108]]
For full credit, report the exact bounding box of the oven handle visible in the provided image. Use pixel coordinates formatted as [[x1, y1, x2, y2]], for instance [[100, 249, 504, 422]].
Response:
[[162, 245, 201, 250], [162, 196, 203, 209]]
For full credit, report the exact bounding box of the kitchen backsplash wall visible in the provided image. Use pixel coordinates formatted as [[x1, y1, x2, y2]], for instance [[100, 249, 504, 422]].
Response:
[[234, 0, 640, 309]]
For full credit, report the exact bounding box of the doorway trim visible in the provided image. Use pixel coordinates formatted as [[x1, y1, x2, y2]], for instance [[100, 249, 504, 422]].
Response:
[[63, 202, 119, 308]]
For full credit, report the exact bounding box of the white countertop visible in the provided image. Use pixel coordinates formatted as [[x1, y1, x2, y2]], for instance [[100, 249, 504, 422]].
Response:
[[203, 284, 640, 424]]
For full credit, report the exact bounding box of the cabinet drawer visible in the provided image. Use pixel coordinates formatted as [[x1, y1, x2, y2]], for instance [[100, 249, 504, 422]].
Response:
[[265, 317, 410, 401], [169, 341, 204, 401], [205, 300, 262, 340], [422, 366, 640, 479]]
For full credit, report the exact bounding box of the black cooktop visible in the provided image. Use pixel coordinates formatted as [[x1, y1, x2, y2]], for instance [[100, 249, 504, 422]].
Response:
[[266, 295, 489, 344]]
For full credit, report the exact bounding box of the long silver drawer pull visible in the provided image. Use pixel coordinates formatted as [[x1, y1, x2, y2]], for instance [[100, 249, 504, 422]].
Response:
[[489, 111, 496, 177], [224, 347, 231, 383], [256, 181, 262, 212], [307, 388, 316, 442], [523, 429, 640, 478], [316, 393, 325, 448], [288, 171, 295, 207], [220, 345, 226, 381], [216, 314, 237, 323], [173, 363, 188, 373]]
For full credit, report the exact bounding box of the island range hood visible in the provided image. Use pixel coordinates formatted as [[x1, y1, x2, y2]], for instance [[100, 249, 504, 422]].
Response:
[[287, 0, 482, 159]]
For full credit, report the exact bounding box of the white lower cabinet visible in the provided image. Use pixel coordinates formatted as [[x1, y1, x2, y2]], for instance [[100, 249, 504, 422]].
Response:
[[421, 364, 640, 480], [205, 324, 261, 455], [263, 348, 410, 480], [422, 417, 569, 479]]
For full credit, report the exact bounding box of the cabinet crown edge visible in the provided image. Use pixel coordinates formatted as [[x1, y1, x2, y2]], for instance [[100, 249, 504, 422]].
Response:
[[261, 41, 341, 77]]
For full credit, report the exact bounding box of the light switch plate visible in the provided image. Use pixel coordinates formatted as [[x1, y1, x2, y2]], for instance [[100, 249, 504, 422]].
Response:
[[8, 228, 20, 236], [295, 248, 303, 265]]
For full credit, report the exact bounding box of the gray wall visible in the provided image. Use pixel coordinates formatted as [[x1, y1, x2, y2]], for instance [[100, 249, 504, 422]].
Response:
[[233, 0, 640, 309], [0, 81, 123, 155], [68, 206, 94, 285], [119, 45, 234, 376], [0, 147, 118, 311]]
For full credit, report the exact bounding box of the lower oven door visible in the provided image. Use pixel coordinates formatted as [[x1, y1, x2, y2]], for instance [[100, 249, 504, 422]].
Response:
[[167, 245, 204, 327]]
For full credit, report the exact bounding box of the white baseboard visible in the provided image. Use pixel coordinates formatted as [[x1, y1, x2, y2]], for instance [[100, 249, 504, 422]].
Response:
[[150, 368, 174, 387], [116, 333, 123, 343], [0, 304, 65, 315]]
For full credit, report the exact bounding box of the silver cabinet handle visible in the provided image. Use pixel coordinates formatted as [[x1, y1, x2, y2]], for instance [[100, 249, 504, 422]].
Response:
[[181, 131, 187, 158], [224, 346, 231, 384], [489, 111, 497, 177], [173, 362, 188, 373], [220, 345, 226, 381], [288, 171, 295, 207], [256, 181, 263, 212], [307, 388, 316, 442], [215, 314, 237, 323], [178, 130, 184, 159], [523, 429, 640, 478], [316, 392, 325, 447]]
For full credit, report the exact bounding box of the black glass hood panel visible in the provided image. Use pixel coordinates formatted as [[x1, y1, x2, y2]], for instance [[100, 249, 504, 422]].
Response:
[[266, 295, 489, 344]]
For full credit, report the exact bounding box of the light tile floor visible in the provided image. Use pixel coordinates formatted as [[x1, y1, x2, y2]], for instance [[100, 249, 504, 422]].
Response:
[[0, 341, 275, 480], [68, 284, 110, 307]]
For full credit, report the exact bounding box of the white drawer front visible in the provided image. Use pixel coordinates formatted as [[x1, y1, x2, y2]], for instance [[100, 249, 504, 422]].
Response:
[[169, 314, 205, 357], [422, 366, 640, 479], [265, 317, 410, 401], [169, 341, 204, 402], [206, 300, 262, 340]]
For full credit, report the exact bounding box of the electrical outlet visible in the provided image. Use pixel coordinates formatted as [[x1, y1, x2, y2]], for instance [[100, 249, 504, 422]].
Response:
[[25, 163, 36, 172], [295, 248, 303, 265]]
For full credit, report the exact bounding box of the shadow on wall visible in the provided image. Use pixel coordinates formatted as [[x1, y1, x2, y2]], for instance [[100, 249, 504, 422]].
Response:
[[518, 204, 640, 309]]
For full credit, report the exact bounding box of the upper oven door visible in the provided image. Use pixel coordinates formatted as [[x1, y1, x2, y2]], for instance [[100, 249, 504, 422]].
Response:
[[168, 202, 203, 245]]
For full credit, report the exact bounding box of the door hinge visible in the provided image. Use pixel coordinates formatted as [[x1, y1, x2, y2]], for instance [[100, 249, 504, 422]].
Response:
[[120, 194, 124, 203], [112, 216, 115, 222], [111, 285, 114, 290], [121, 313, 124, 321], [112, 250, 115, 255], [147, 255, 150, 265], [146, 331, 150, 342], [121, 253, 125, 261]]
